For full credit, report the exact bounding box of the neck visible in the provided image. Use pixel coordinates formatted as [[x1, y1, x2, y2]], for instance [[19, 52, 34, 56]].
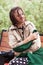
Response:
[[16, 22, 24, 28]]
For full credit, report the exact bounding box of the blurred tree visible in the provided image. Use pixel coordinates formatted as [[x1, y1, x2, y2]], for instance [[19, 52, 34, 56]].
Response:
[[0, 0, 43, 34], [0, 0, 15, 32]]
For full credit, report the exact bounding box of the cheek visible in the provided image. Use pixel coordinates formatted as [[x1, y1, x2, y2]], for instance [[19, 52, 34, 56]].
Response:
[[15, 16, 19, 20], [16, 17, 20, 20], [15, 17, 21, 23]]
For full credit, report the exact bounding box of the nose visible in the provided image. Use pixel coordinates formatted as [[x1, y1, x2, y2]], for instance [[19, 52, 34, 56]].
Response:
[[20, 14, 24, 19]]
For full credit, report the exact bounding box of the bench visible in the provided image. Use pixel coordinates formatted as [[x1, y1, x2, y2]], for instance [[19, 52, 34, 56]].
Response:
[[0, 30, 12, 51], [0, 30, 14, 65]]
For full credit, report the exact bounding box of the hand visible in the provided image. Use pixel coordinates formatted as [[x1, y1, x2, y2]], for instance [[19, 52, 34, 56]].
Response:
[[22, 32, 38, 44], [14, 51, 21, 56], [30, 32, 38, 41]]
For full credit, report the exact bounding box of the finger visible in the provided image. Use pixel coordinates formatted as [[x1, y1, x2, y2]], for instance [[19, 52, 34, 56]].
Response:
[[36, 32, 38, 35]]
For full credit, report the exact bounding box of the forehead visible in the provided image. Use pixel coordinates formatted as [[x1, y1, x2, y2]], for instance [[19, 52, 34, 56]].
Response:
[[14, 9, 23, 14]]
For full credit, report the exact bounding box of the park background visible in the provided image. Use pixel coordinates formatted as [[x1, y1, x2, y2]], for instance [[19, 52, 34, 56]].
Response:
[[0, 0, 43, 34]]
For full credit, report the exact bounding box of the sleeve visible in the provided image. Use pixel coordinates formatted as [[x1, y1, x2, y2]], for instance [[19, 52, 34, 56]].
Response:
[[8, 30, 25, 49], [8, 29, 33, 52], [8, 30, 18, 48], [28, 22, 41, 52]]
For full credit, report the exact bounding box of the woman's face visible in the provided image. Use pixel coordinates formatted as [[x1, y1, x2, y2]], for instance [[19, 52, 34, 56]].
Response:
[[14, 9, 26, 24]]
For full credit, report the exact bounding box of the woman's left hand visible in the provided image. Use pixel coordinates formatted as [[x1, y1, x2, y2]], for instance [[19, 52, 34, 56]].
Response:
[[14, 51, 21, 56]]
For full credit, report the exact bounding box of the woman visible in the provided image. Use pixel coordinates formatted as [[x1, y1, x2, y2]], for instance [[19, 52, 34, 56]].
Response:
[[8, 7, 43, 65]]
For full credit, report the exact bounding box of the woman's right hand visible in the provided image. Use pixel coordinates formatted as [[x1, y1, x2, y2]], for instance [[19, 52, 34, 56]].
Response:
[[23, 32, 38, 44], [30, 32, 38, 41]]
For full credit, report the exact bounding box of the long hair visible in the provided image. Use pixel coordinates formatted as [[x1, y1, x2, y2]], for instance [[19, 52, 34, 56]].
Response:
[[9, 7, 23, 26]]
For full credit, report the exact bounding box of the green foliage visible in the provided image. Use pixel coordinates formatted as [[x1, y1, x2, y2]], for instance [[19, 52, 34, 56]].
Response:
[[0, 0, 15, 32], [0, 0, 43, 34]]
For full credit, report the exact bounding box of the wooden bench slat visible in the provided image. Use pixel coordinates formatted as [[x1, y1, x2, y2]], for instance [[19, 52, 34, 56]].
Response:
[[0, 30, 12, 51]]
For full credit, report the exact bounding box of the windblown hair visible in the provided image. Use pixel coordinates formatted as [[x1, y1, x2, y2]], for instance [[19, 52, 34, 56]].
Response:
[[9, 7, 23, 26]]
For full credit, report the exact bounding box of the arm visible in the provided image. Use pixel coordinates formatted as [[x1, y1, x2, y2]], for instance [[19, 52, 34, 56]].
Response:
[[25, 22, 41, 53], [23, 33, 41, 53], [8, 30, 38, 56], [8, 30, 38, 48]]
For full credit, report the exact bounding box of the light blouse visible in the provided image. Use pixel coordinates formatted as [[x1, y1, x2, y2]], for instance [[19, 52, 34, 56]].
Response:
[[8, 21, 41, 53]]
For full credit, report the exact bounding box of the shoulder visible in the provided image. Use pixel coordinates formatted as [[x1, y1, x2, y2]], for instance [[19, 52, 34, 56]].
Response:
[[25, 21, 37, 33], [8, 25, 17, 35], [8, 25, 17, 31], [25, 21, 35, 28]]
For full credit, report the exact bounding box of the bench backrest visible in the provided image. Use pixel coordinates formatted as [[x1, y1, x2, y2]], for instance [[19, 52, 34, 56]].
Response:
[[0, 30, 11, 51]]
